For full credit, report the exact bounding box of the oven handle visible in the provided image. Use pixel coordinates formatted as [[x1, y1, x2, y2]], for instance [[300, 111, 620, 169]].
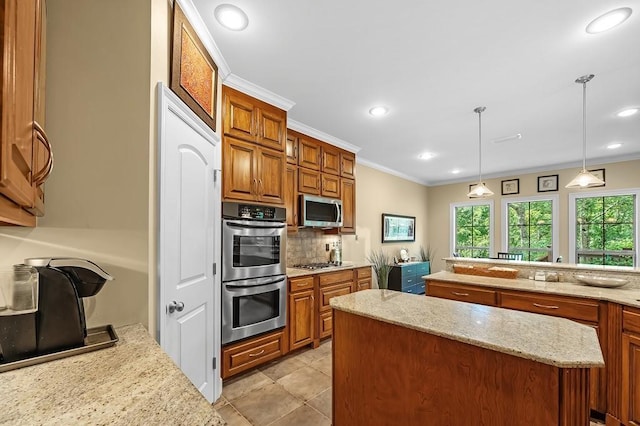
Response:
[[224, 275, 286, 289], [225, 220, 286, 230]]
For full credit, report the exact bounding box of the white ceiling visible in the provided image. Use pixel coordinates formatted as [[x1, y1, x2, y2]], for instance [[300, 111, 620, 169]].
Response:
[[191, 0, 640, 185]]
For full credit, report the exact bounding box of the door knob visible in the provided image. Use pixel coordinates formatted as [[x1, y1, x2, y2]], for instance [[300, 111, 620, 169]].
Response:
[[167, 301, 185, 314]]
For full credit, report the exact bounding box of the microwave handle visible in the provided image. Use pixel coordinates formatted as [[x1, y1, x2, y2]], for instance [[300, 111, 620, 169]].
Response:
[[226, 221, 286, 230], [336, 203, 342, 224]]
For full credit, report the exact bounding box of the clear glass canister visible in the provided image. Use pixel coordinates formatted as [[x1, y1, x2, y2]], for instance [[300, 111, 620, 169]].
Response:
[[0, 264, 39, 315]]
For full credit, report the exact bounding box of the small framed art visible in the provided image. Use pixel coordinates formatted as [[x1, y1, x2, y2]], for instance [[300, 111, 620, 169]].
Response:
[[501, 179, 519, 195], [537, 174, 559, 192]]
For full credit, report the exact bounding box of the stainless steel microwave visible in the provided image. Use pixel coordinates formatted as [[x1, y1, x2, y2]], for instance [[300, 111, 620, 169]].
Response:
[[299, 194, 343, 228]]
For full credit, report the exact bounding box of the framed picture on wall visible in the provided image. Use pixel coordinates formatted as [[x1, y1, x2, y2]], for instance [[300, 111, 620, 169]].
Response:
[[382, 214, 416, 243], [588, 168, 606, 187], [537, 174, 559, 192], [501, 179, 519, 195], [171, 3, 218, 132]]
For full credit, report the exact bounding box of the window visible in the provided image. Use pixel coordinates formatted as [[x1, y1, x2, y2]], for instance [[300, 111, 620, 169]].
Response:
[[502, 195, 559, 262], [451, 201, 494, 258], [569, 189, 639, 267]]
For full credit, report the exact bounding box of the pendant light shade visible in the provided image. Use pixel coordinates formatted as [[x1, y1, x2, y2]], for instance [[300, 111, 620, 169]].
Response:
[[467, 107, 494, 198], [566, 74, 605, 189]]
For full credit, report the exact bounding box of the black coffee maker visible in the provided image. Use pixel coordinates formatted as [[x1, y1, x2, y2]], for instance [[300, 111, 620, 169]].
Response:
[[0, 257, 113, 363]]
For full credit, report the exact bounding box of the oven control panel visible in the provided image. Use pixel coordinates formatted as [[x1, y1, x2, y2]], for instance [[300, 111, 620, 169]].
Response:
[[223, 202, 286, 221]]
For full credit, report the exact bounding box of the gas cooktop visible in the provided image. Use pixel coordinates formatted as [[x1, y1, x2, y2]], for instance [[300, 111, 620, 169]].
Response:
[[292, 262, 341, 270]]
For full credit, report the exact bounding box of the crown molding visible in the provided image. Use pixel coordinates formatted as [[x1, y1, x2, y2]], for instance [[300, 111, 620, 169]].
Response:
[[223, 74, 296, 111], [287, 119, 361, 153], [175, 0, 231, 79], [356, 157, 429, 186]]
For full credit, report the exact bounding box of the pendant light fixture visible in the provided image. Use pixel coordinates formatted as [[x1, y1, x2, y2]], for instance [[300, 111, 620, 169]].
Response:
[[565, 74, 605, 189], [467, 106, 494, 198]]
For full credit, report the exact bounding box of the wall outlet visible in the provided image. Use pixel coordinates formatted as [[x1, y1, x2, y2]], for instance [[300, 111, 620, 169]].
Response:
[[326, 244, 330, 251]]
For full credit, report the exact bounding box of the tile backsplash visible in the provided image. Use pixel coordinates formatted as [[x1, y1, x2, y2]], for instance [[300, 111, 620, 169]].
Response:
[[286, 229, 341, 266]]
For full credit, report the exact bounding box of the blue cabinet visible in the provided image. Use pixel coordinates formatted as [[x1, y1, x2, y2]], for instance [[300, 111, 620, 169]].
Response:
[[388, 262, 430, 295]]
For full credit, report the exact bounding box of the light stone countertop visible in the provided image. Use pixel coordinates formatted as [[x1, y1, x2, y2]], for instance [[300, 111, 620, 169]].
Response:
[[286, 260, 372, 278], [330, 289, 605, 368], [426, 271, 640, 309], [0, 324, 224, 426]]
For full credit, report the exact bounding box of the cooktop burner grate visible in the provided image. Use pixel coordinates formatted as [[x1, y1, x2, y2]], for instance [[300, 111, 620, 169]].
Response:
[[292, 262, 340, 270]]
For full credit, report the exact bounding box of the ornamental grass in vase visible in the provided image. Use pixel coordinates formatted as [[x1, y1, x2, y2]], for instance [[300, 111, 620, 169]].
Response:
[[367, 248, 392, 290]]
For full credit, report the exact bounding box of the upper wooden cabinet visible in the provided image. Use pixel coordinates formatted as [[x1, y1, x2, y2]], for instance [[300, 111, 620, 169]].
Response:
[[0, 0, 51, 226], [321, 146, 340, 175], [222, 136, 285, 205], [285, 164, 298, 231], [297, 136, 321, 170], [340, 151, 355, 178], [222, 86, 286, 151], [340, 178, 355, 234], [285, 133, 298, 164]]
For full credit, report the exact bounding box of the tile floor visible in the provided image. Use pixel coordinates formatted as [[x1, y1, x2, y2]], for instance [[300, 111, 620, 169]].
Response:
[[214, 338, 605, 426]]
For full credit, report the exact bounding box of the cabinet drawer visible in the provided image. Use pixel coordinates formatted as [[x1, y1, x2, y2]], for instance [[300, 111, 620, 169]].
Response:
[[399, 275, 419, 289], [416, 262, 430, 276], [624, 308, 640, 334], [319, 269, 354, 287], [222, 329, 286, 379], [500, 292, 599, 322], [289, 276, 314, 292], [319, 282, 352, 311], [427, 281, 498, 306], [356, 267, 372, 279], [356, 279, 371, 291], [319, 311, 332, 338], [404, 282, 425, 295]]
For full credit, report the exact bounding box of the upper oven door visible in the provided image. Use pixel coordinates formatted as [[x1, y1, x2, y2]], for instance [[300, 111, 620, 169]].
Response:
[[222, 218, 287, 282]]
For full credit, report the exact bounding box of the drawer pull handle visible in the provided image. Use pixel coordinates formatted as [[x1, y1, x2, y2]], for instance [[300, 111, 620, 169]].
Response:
[[451, 291, 469, 296], [297, 282, 308, 287], [248, 349, 265, 357], [533, 303, 559, 310]]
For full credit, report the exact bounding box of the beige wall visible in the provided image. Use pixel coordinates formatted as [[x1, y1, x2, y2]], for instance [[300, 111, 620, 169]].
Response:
[[0, 0, 156, 329], [427, 159, 640, 273], [342, 164, 430, 266]]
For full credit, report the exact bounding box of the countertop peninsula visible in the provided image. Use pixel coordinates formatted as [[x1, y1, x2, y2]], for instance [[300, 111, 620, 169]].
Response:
[[330, 289, 604, 367], [0, 324, 224, 425]]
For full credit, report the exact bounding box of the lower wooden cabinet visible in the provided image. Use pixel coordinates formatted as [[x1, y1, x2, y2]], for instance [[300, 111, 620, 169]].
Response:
[[427, 280, 498, 306], [355, 266, 371, 291], [623, 308, 640, 426], [500, 291, 599, 323], [221, 328, 288, 379], [288, 276, 315, 351]]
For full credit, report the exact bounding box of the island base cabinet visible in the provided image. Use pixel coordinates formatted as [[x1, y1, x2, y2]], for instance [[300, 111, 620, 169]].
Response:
[[332, 309, 592, 426], [622, 332, 640, 425]]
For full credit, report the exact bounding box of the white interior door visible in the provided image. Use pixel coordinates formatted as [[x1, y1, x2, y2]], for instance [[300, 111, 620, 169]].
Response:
[[157, 83, 222, 403]]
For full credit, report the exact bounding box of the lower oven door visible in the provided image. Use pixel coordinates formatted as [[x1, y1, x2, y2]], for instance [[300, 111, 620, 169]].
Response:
[[221, 274, 287, 345]]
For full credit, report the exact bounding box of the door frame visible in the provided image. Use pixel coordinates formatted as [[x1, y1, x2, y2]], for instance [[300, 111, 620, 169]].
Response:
[[156, 82, 222, 402]]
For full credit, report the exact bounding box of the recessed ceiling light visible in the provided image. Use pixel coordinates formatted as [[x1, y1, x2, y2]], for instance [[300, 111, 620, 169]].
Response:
[[368, 106, 389, 117], [617, 107, 639, 117], [214, 4, 249, 31], [451, 169, 461, 174], [586, 7, 632, 34], [607, 142, 623, 149], [418, 152, 434, 160]]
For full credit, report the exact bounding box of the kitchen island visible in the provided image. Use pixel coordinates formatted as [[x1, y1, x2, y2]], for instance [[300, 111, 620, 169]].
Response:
[[0, 324, 224, 425], [330, 289, 604, 425]]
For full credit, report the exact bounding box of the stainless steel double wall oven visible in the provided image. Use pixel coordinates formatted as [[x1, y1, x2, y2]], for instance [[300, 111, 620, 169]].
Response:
[[221, 202, 287, 345]]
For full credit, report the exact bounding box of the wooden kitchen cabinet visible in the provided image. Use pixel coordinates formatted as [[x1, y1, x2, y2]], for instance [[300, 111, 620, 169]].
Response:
[[623, 308, 640, 425], [286, 133, 298, 164], [321, 146, 340, 175], [427, 280, 498, 306], [355, 266, 372, 291], [285, 164, 298, 231], [222, 86, 286, 151], [221, 328, 288, 379], [340, 178, 355, 234], [298, 168, 320, 195], [500, 291, 599, 323], [0, 0, 51, 225], [288, 276, 315, 351], [222, 136, 285, 205], [340, 151, 355, 178], [317, 269, 354, 340], [297, 135, 321, 170], [321, 173, 340, 198]]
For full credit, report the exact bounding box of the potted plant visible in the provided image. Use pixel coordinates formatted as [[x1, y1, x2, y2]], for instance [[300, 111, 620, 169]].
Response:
[[367, 248, 392, 289], [419, 245, 434, 263]]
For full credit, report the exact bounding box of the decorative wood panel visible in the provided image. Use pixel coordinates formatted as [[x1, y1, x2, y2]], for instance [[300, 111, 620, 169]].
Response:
[[559, 368, 591, 426], [608, 303, 624, 420], [622, 332, 640, 425]]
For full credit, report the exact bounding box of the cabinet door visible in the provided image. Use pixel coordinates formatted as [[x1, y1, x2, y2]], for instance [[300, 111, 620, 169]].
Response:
[[321, 146, 340, 175], [321, 174, 340, 198], [356, 278, 371, 291], [223, 87, 257, 142], [222, 137, 258, 202], [256, 146, 285, 205], [285, 164, 298, 230], [0, 0, 37, 208], [622, 332, 640, 426], [319, 311, 332, 339], [289, 289, 315, 350], [257, 107, 285, 151], [298, 137, 321, 170], [285, 133, 298, 164], [298, 168, 320, 195], [319, 282, 352, 312], [340, 151, 355, 178], [340, 178, 355, 233]]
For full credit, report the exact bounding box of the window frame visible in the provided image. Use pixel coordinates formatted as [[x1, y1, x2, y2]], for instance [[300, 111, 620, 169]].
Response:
[[501, 194, 559, 262], [568, 188, 640, 267], [450, 200, 494, 258]]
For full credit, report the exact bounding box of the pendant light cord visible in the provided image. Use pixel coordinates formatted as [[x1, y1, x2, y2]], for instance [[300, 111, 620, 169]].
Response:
[[582, 80, 587, 172], [478, 109, 483, 182]]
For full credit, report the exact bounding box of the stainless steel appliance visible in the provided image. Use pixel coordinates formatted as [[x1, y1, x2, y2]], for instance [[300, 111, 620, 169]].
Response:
[[0, 258, 113, 363], [299, 194, 342, 228], [221, 202, 287, 345]]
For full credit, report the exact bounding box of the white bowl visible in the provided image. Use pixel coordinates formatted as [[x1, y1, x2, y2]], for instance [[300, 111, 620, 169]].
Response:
[[575, 275, 629, 288]]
